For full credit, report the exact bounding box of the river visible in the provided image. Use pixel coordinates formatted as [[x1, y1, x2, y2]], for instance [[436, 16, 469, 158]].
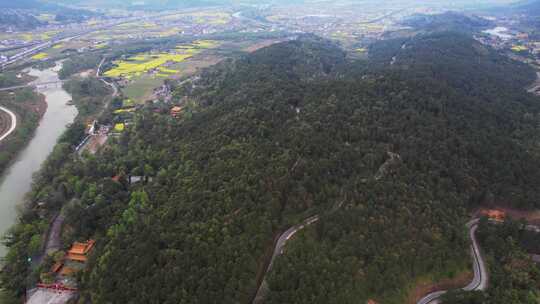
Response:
[[0, 62, 77, 257]]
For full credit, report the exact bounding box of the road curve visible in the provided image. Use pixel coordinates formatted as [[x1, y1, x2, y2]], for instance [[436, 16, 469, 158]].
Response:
[[0, 106, 17, 142], [97, 58, 118, 97], [252, 215, 319, 303], [417, 219, 487, 304]]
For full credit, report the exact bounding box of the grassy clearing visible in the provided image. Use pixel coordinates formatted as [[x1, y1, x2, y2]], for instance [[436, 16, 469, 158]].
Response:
[[123, 76, 162, 103]]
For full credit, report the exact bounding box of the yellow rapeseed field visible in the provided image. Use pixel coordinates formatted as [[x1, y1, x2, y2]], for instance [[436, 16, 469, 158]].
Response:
[[32, 53, 48, 60], [105, 40, 218, 78]]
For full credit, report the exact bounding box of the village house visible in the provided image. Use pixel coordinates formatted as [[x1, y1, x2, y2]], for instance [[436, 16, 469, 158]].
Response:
[[480, 209, 506, 222]]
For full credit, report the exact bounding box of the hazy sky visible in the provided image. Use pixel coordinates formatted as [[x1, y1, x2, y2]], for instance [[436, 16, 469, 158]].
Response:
[[5, 0, 526, 10]]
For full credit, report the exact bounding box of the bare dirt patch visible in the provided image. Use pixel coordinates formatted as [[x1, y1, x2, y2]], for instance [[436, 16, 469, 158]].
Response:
[[474, 207, 540, 225]]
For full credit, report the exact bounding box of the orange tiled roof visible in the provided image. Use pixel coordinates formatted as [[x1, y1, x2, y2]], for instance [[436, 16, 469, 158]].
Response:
[[66, 240, 95, 262], [69, 242, 87, 255], [66, 253, 87, 262]]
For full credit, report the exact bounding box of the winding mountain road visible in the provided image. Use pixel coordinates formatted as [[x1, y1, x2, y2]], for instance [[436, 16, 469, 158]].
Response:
[[417, 219, 487, 304], [0, 106, 17, 142], [252, 215, 320, 303]]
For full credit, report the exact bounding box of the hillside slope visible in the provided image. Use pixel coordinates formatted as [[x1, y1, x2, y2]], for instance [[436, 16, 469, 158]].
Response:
[[2, 33, 540, 304], [88, 33, 540, 303]]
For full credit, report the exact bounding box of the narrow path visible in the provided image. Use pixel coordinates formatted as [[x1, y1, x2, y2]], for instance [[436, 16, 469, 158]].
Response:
[[45, 214, 65, 254], [0, 105, 17, 142], [417, 219, 488, 304]]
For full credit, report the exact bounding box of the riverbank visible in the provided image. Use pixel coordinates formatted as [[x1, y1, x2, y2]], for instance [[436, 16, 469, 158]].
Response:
[[0, 62, 78, 257], [0, 91, 47, 176], [0, 55, 116, 302]]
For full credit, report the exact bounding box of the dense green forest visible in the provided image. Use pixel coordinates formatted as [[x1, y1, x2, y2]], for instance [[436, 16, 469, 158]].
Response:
[[442, 218, 540, 303], [2, 32, 540, 304]]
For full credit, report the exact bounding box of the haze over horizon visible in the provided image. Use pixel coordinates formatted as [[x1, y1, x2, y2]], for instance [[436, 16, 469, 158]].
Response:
[[2, 0, 526, 10]]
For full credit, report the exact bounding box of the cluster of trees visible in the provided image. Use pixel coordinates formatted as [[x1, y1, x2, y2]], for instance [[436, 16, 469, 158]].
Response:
[[442, 218, 540, 303], [63, 77, 110, 116], [0, 73, 108, 302], [3, 32, 540, 304], [476, 219, 540, 303], [0, 88, 41, 176], [58, 55, 102, 80], [0, 119, 85, 302]]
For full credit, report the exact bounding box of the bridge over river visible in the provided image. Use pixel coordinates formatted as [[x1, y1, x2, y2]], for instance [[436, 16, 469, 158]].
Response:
[[0, 80, 64, 92]]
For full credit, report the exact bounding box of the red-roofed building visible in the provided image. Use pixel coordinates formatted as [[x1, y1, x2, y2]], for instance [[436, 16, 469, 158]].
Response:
[[481, 209, 506, 221], [66, 240, 95, 263]]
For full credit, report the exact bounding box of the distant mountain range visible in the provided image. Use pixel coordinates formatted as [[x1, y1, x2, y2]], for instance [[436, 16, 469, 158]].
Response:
[[0, 10, 45, 31], [402, 12, 493, 33], [0, 0, 100, 30], [511, 0, 540, 14]]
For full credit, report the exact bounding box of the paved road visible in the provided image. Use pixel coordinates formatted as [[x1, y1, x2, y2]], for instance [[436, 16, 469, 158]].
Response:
[[97, 58, 118, 97], [252, 215, 319, 303], [0, 106, 17, 142], [26, 288, 75, 304], [45, 214, 64, 254], [417, 219, 488, 304]]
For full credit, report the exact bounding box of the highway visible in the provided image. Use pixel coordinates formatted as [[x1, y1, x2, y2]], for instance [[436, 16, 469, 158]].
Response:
[[1, 9, 218, 71], [0, 106, 17, 142], [417, 219, 488, 304]]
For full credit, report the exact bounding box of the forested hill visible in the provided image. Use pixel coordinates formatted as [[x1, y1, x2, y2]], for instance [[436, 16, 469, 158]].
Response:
[[402, 12, 493, 33], [186, 35, 347, 105], [3, 33, 540, 304], [368, 32, 536, 93]]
